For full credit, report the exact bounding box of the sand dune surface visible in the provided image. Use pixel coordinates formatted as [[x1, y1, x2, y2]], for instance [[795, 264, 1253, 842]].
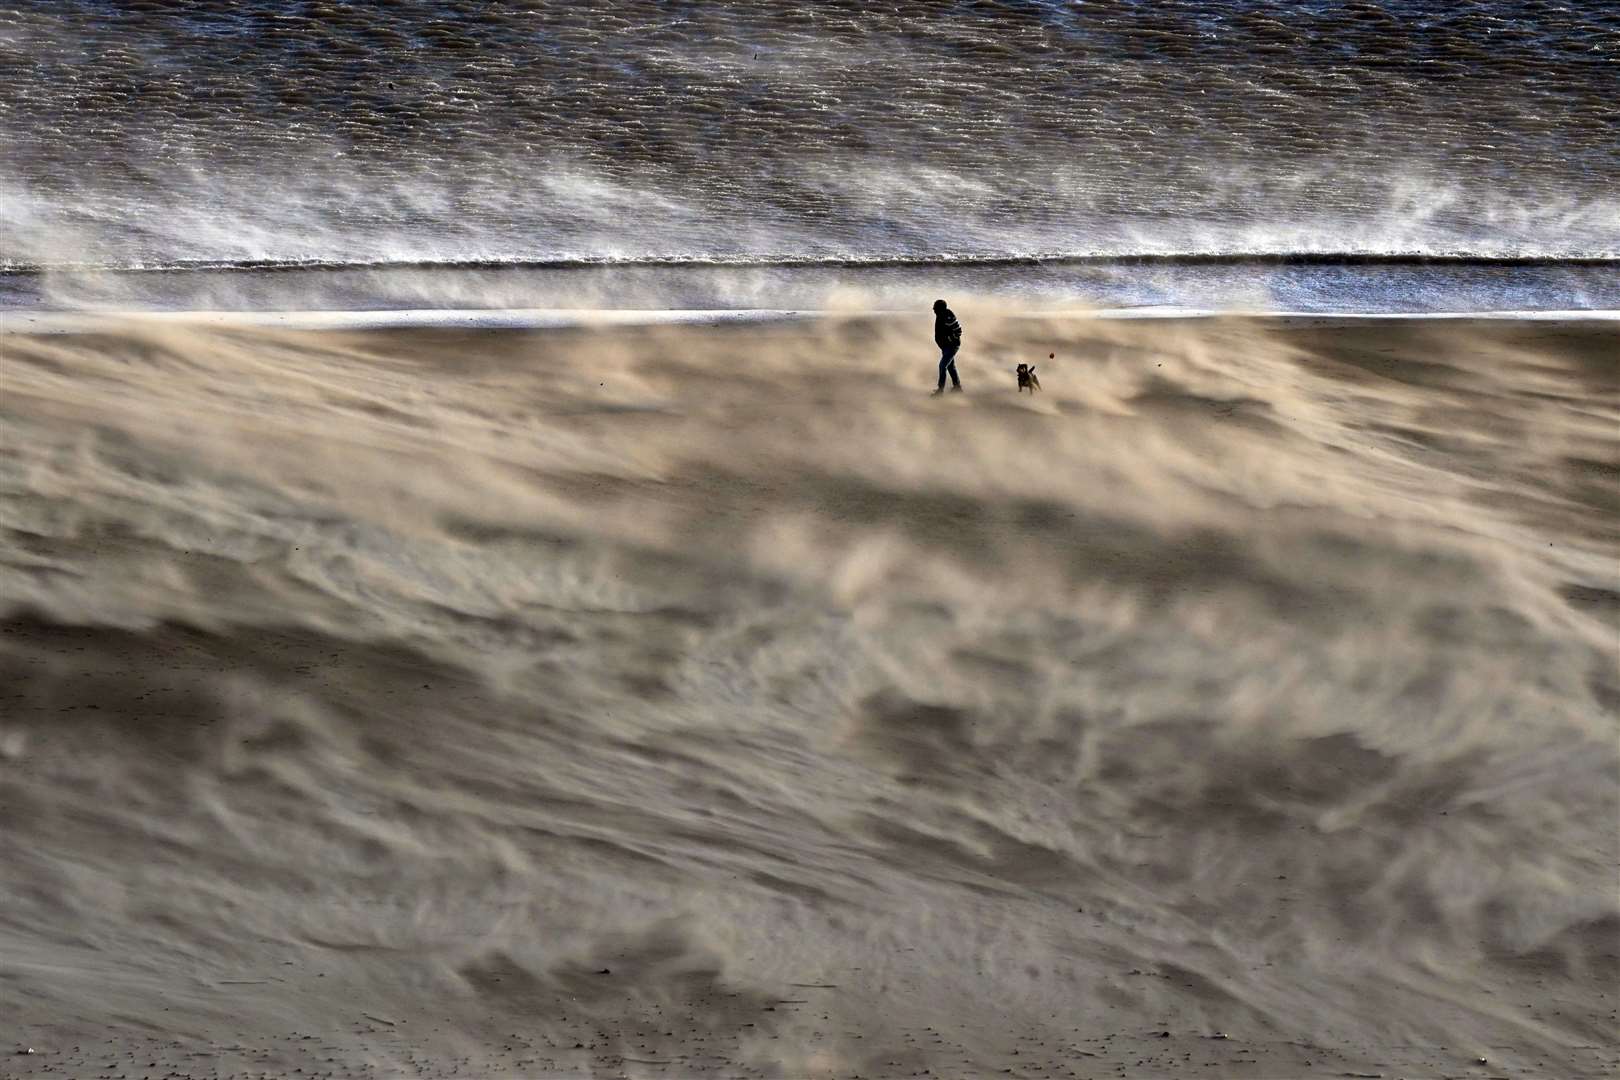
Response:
[[2, 312, 1617, 1077]]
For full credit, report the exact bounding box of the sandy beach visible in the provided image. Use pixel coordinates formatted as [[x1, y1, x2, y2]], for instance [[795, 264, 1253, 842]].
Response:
[[2, 311, 1617, 1078]]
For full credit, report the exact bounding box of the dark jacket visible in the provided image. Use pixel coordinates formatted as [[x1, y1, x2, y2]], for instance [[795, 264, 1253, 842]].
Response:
[[934, 306, 963, 352]]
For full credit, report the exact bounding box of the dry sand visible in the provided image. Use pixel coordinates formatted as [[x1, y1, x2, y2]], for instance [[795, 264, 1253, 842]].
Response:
[[1, 311, 1616, 1078]]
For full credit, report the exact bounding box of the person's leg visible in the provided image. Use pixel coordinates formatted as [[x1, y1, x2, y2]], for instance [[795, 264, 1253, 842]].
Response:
[[946, 348, 962, 389], [937, 350, 952, 391]]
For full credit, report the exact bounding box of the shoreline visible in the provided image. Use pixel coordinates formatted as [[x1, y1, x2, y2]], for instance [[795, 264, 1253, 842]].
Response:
[[6, 305, 1620, 335]]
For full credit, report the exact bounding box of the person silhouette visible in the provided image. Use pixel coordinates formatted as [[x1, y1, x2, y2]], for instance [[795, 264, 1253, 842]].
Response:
[[931, 299, 963, 394]]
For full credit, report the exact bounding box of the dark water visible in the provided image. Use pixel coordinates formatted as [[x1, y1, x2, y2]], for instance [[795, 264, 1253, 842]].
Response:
[[3, 0, 1617, 276]]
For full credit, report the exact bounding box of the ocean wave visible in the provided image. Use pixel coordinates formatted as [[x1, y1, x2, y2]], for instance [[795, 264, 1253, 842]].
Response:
[[4, 1, 1618, 267]]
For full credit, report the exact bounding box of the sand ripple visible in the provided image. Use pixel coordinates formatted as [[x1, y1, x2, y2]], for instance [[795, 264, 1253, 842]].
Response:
[[1, 312, 1615, 1075]]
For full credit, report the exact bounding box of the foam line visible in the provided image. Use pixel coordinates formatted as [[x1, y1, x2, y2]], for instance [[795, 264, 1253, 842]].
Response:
[[4, 252, 1619, 275]]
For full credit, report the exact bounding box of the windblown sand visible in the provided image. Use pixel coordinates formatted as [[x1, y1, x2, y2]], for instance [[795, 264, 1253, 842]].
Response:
[[2, 313, 1616, 1078]]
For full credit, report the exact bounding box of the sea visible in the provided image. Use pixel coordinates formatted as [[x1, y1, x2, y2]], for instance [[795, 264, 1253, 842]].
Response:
[[2, 0, 1617, 314]]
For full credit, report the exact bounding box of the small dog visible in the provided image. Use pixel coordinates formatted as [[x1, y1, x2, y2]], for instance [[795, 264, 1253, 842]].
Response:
[[1015, 363, 1041, 393]]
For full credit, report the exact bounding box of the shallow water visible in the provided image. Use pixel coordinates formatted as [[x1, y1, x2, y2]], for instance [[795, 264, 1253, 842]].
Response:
[[7, 258, 1620, 317], [2, 313, 1616, 1075]]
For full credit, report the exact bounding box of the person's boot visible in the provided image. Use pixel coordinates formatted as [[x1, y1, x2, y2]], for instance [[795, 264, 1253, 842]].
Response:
[[931, 388, 945, 396], [948, 384, 963, 393]]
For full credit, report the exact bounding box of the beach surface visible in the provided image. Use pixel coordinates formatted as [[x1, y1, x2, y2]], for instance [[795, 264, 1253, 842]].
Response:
[[2, 312, 1617, 1078]]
